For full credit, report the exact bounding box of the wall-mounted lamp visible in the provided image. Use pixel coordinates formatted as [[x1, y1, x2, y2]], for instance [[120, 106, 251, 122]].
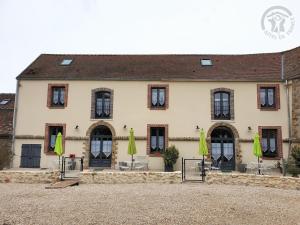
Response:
[[196, 125, 200, 130], [75, 125, 79, 130], [123, 125, 127, 129], [248, 126, 252, 131]]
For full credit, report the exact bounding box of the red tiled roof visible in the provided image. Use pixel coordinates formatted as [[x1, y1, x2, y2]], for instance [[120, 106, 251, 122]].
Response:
[[284, 47, 300, 79], [17, 53, 283, 81], [0, 94, 15, 136]]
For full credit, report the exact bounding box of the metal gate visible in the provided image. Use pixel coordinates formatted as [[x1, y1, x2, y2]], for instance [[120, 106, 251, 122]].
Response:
[[61, 156, 83, 179], [20, 144, 41, 168], [182, 158, 206, 182]]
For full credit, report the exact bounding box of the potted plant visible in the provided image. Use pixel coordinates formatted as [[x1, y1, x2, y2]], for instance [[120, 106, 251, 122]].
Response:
[[287, 146, 300, 177], [163, 145, 179, 172]]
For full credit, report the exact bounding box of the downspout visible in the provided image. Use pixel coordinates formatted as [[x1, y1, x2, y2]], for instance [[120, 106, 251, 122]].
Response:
[[10, 80, 20, 168], [285, 79, 292, 158], [282, 53, 292, 177]]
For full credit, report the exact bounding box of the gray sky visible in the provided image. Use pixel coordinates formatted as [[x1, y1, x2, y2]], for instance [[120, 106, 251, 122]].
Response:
[[0, 0, 299, 93]]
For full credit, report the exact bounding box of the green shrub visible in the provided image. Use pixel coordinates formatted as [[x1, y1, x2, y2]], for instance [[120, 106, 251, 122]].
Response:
[[287, 146, 300, 177], [163, 145, 179, 172]]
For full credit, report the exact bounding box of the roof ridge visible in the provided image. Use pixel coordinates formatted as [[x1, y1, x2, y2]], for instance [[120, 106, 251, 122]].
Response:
[[39, 52, 281, 57]]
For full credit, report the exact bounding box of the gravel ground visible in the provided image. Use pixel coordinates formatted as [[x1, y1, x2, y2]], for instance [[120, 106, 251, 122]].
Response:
[[0, 183, 299, 225]]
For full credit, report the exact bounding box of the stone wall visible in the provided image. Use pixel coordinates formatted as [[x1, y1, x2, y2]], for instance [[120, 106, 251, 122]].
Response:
[[292, 79, 300, 144], [0, 137, 12, 169], [1, 169, 299, 190], [0, 170, 59, 183], [80, 171, 182, 184], [206, 172, 300, 190]]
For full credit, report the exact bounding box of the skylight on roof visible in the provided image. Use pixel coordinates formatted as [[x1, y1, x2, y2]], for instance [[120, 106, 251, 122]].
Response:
[[201, 59, 213, 66], [0, 99, 9, 105], [60, 59, 73, 65]]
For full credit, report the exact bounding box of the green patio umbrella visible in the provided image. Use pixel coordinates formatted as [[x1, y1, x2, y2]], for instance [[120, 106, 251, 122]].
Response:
[[199, 129, 208, 157], [199, 129, 208, 180], [253, 133, 262, 174], [54, 132, 64, 179], [128, 128, 137, 170]]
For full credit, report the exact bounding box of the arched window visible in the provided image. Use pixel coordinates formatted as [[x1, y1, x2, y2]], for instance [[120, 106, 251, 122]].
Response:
[[211, 127, 235, 170], [90, 125, 112, 167], [95, 91, 111, 118], [214, 91, 230, 119], [91, 88, 113, 119]]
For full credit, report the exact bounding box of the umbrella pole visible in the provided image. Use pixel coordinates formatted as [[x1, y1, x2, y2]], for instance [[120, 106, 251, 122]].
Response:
[[131, 154, 133, 170], [59, 156, 62, 181], [202, 155, 205, 182], [258, 157, 260, 175]]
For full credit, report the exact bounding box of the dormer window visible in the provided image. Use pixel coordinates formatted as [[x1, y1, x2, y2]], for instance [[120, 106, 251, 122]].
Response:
[[60, 59, 73, 65], [201, 59, 213, 66], [0, 99, 9, 105]]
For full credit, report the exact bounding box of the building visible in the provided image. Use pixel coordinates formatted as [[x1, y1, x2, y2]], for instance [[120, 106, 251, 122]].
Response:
[[284, 47, 300, 149], [11, 47, 300, 171], [0, 94, 15, 169]]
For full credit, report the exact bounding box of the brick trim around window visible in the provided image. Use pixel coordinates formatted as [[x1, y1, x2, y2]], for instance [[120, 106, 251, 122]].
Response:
[[44, 123, 66, 155], [147, 84, 169, 110], [258, 126, 283, 160], [147, 124, 169, 157], [90, 88, 114, 119], [210, 88, 234, 120], [47, 84, 69, 108], [257, 84, 280, 111]]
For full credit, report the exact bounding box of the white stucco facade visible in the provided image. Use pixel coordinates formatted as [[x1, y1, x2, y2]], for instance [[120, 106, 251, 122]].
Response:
[[13, 80, 290, 171]]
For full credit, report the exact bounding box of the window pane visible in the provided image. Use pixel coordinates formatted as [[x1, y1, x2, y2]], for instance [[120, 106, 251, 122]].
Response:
[[214, 93, 221, 116], [102, 140, 112, 157], [50, 135, 56, 148], [151, 136, 157, 150], [222, 94, 229, 115], [270, 138, 276, 152], [211, 143, 221, 160], [223, 143, 233, 160], [158, 136, 164, 150], [158, 89, 165, 106], [262, 138, 268, 152], [60, 89, 65, 104], [49, 126, 63, 150], [268, 89, 274, 106], [104, 98, 110, 116], [52, 89, 59, 104], [96, 98, 103, 116], [260, 89, 266, 106], [151, 89, 158, 106], [91, 140, 101, 158]]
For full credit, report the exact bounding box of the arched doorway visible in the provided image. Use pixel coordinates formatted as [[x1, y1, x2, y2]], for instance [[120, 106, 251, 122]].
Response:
[[89, 125, 112, 167], [211, 126, 235, 170]]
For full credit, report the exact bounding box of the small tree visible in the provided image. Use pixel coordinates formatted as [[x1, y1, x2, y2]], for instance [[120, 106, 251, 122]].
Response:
[[163, 145, 179, 172], [287, 146, 300, 177]]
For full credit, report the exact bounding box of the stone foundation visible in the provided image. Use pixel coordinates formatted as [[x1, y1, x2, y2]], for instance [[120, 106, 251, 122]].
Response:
[[206, 172, 300, 190], [1, 170, 300, 190], [0, 170, 59, 184], [80, 171, 182, 184]]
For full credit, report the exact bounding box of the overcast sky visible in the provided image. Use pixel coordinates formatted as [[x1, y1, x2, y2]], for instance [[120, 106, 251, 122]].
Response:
[[0, 0, 299, 93]]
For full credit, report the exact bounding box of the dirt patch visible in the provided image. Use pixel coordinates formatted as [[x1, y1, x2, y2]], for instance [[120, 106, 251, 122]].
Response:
[[0, 183, 299, 225]]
